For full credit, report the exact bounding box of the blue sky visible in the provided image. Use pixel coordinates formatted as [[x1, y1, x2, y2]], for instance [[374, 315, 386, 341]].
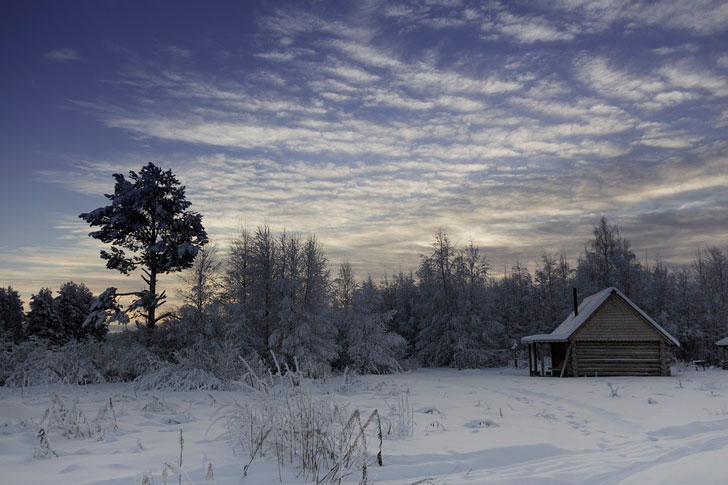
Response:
[[2, 0, 728, 304]]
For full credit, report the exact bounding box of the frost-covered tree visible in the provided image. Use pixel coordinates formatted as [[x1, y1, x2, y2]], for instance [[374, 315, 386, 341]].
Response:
[[79, 163, 208, 328], [55, 281, 103, 341], [577, 217, 640, 296], [22, 283, 101, 343], [380, 271, 419, 355], [222, 228, 254, 345], [534, 253, 573, 332], [248, 226, 278, 355], [179, 245, 222, 321], [415, 232, 497, 368], [0, 286, 24, 343], [332, 262, 356, 311], [346, 276, 404, 374], [280, 236, 338, 375], [25, 288, 61, 342], [691, 246, 728, 360], [225, 228, 253, 309], [491, 264, 535, 344], [331, 262, 357, 369], [269, 231, 303, 361]]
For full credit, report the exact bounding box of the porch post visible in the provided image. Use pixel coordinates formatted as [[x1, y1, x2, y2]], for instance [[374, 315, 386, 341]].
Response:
[[528, 343, 533, 375]]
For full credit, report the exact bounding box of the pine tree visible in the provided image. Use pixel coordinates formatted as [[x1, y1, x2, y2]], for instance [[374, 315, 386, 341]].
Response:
[[55, 281, 102, 340], [0, 286, 24, 343], [79, 163, 208, 328], [25, 288, 62, 342]]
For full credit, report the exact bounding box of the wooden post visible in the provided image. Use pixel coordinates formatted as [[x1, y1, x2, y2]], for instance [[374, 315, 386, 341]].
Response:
[[560, 344, 572, 378], [571, 341, 579, 377], [528, 343, 533, 375], [540, 344, 545, 377]]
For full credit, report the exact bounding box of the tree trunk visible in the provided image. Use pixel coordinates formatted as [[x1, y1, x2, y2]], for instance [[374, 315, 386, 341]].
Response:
[[148, 267, 157, 329]]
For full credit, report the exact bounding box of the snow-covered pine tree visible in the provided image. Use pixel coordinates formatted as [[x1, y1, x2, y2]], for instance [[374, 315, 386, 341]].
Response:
[[55, 281, 102, 341], [79, 162, 208, 329], [25, 288, 62, 343], [0, 286, 24, 343]]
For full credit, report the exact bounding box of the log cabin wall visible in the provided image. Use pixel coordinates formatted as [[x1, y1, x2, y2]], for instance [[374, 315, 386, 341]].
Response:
[[567, 294, 670, 376]]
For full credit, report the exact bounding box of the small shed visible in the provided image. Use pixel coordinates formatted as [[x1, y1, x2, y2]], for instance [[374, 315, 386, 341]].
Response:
[[716, 337, 728, 369], [522, 287, 679, 377]]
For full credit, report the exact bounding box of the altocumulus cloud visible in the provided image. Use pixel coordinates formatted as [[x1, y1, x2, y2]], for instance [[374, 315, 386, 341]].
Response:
[[21, 0, 728, 299]]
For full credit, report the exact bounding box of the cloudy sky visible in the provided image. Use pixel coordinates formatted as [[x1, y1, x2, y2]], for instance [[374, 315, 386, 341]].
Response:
[[2, 0, 728, 304]]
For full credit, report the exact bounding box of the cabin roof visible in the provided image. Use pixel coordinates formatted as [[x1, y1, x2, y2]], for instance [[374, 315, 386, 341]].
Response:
[[522, 287, 680, 346], [716, 337, 728, 346]]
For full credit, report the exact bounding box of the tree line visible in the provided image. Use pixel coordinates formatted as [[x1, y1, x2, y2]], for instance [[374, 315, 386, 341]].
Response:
[[2, 163, 727, 378], [3, 218, 727, 372]]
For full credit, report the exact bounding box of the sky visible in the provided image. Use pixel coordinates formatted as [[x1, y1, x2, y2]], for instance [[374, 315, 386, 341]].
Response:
[[1, 0, 728, 305]]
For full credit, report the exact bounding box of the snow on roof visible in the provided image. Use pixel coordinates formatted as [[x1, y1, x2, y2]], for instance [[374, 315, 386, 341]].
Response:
[[522, 287, 680, 346], [716, 337, 728, 346]]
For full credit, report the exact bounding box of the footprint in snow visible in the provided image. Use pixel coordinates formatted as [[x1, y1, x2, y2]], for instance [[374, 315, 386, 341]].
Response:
[[464, 419, 500, 428], [416, 406, 445, 417], [424, 421, 447, 433]]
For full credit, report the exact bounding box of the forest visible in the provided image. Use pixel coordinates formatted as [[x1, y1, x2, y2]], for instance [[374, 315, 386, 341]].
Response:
[[1, 164, 727, 387], [2, 215, 727, 388]]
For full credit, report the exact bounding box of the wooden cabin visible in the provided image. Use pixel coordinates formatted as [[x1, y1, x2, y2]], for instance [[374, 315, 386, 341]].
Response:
[[716, 337, 728, 369], [522, 287, 679, 377]]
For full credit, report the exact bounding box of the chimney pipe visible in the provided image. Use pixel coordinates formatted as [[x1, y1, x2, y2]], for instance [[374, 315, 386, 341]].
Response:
[[573, 287, 578, 317]]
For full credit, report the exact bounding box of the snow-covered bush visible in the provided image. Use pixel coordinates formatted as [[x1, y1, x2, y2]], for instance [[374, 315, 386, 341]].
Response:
[[101, 342, 161, 382], [98, 331, 162, 382], [134, 339, 260, 391], [1, 338, 105, 387]]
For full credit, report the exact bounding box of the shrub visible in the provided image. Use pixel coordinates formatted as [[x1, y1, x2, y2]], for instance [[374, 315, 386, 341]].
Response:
[[1, 339, 105, 387]]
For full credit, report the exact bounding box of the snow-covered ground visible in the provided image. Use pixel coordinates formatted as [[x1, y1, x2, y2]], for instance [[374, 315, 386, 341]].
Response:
[[1, 366, 727, 484]]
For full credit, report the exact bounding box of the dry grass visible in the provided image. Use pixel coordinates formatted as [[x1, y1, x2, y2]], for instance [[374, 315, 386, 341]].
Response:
[[221, 356, 384, 484]]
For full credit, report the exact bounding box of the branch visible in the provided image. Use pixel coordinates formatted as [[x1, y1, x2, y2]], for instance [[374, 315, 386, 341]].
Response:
[[155, 312, 179, 324]]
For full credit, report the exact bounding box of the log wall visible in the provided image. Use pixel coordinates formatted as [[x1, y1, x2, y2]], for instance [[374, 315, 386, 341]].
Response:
[[573, 295, 662, 341], [567, 293, 670, 376], [571, 341, 663, 376]]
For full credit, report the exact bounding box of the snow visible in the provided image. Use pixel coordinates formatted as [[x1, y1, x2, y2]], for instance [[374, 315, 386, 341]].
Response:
[[1, 366, 727, 484]]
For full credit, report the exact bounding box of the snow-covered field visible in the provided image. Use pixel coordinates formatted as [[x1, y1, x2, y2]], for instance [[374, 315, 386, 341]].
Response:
[[1, 367, 727, 484]]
